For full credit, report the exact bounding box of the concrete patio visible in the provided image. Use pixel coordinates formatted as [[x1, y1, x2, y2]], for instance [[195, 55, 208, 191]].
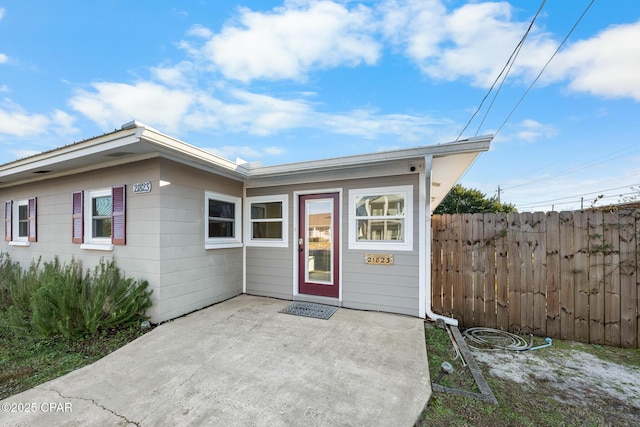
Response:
[[1, 295, 431, 426]]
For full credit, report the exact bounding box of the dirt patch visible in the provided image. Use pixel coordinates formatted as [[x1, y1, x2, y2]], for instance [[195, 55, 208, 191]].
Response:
[[472, 345, 640, 425]]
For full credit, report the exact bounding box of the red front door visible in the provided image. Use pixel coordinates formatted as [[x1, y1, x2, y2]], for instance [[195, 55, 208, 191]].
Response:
[[298, 193, 340, 298]]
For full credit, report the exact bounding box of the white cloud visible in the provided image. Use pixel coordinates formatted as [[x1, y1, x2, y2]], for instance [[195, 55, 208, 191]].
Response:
[[187, 24, 213, 38], [69, 82, 195, 133], [512, 119, 558, 142], [319, 108, 449, 141], [380, 0, 558, 87], [198, 1, 380, 82], [548, 21, 640, 101], [0, 8, 5, 19], [0, 99, 78, 138], [0, 53, 8, 64], [380, 1, 640, 101], [151, 62, 195, 88], [205, 144, 286, 161]]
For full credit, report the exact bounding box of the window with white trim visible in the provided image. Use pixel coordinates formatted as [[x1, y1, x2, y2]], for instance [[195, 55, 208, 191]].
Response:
[[348, 185, 413, 251], [17, 200, 29, 240], [5, 198, 37, 245], [245, 195, 288, 247], [205, 191, 242, 248], [72, 186, 126, 250], [85, 189, 112, 244]]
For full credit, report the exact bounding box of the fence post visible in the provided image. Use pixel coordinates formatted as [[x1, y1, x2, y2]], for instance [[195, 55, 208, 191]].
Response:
[[573, 211, 590, 342], [532, 212, 547, 337], [603, 210, 621, 347], [546, 211, 561, 338], [588, 210, 605, 345]]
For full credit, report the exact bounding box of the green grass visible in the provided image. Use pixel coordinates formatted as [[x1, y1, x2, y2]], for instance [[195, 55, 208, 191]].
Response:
[[0, 310, 151, 400]]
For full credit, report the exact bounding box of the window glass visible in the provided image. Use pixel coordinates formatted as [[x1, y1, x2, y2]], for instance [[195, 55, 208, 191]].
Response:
[[252, 222, 283, 239], [355, 194, 405, 242], [18, 203, 28, 238], [208, 200, 235, 238], [205, 191, 241, 248], [348, 186, 413, 251], [92, 195, 112, 238], [250, 202, 283, 239], [245, 195, 288, 247]]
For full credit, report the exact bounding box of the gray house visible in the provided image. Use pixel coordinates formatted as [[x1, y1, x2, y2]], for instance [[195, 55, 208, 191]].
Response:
[[0, 121, 491, 324]]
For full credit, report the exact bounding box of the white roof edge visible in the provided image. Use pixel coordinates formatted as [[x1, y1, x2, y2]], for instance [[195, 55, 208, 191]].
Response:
[[0, 127, 140, 175], [0, 121, 491, 182], [136, 125, 248, 176], [246, 135, 493, 177]]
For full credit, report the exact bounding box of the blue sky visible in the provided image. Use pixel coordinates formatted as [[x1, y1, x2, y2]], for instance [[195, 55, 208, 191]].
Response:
[[1, 0, 639, 211]]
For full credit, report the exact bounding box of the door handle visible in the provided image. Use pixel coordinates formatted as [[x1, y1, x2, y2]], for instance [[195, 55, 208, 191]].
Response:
[[298, 238, 304, 252]]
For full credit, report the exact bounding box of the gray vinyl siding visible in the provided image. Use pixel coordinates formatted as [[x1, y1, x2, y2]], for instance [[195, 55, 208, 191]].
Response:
[[156, 159, 243, 322], [0, 158, 245, 324], [245, 188, 294, 299], [246, 247, 293, 299], [0, 159, 163, 318], [245, 173, 421, 317]]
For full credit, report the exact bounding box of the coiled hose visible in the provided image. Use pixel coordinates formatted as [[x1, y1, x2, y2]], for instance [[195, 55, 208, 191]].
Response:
[[463, 327, 533, 351]]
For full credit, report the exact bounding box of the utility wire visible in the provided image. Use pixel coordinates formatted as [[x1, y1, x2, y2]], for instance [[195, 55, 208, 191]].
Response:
[[474, 0, 547, 136], [501, 144, 640, 191], [455, 0, 547, 141], [499, 138, 640, 190], [493, 0, 597, 138]]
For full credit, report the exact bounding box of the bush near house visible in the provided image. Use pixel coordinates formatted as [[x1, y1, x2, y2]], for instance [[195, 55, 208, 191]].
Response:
[[0, 254, 152, 338]]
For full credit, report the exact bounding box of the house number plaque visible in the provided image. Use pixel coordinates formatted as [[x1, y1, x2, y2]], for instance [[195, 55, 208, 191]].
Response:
[[364, 254, 394, 265], [133, 182, 152, 194]]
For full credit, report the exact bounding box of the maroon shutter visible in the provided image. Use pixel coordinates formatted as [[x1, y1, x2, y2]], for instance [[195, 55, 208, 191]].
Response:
[[28, 197, 37, 242], [112, 185, 126, 245], [72, 191, 84, 243], [4, 201, 11, 242]]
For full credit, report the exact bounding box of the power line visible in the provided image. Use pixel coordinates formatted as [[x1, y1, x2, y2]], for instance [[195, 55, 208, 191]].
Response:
[[510, 182, 639, 205], [474, 0, 547, 136], [501, 142, 640, 191], [455, 0, 547, 141], [499, 139, 640, 191], [493, 0, 597, 138]]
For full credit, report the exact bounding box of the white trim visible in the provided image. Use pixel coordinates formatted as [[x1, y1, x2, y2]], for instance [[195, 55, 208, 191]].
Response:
[[348, 185, 413, 251], [244, 194, 288, 248], [9, 241, 30, 247], [80, 243, 114, 251], [12, 199, 28, 242], [420, 155, 458, 325], [242, 187, 247, 294], [205, 191, 242, 249], [292, 188, 343, 302], [84, 188, 112, 246]]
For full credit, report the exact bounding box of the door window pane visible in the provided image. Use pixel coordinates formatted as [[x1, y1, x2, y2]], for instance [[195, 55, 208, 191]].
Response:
[[306, 199, 332, 283]]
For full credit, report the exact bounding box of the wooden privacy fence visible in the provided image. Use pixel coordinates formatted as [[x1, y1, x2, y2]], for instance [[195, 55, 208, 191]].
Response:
[[431, 210, 640, 349]]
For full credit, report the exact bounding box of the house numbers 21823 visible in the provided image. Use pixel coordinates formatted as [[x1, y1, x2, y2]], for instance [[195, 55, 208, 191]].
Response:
[[133, 182, 152, 194], [364, 254, 394, 265]]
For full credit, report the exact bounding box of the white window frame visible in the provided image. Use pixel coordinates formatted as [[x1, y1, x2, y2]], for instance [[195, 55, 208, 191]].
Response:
[[244, 195, 288, 248], [205, 191, 242, 249], [9, 200, 30, 246], [82, 188, 113, 250], [348, 185, 413, 251]]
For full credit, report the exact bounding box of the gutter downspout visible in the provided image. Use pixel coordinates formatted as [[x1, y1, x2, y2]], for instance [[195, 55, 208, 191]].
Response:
[[422, 155, 459, 326], [242, 186, 247, 294]]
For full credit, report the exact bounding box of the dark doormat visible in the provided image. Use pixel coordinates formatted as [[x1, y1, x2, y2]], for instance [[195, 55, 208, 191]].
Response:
[[280, 302, 339, 320]]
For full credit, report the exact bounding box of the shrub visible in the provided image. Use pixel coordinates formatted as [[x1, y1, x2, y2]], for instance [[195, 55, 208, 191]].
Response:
[[0, 252, 18, 310], [3, 257, 152, 338], [8, 258, 44, 312]]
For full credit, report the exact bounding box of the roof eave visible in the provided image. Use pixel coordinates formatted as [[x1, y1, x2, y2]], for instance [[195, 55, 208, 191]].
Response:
[[245, 136, 492, 178]]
